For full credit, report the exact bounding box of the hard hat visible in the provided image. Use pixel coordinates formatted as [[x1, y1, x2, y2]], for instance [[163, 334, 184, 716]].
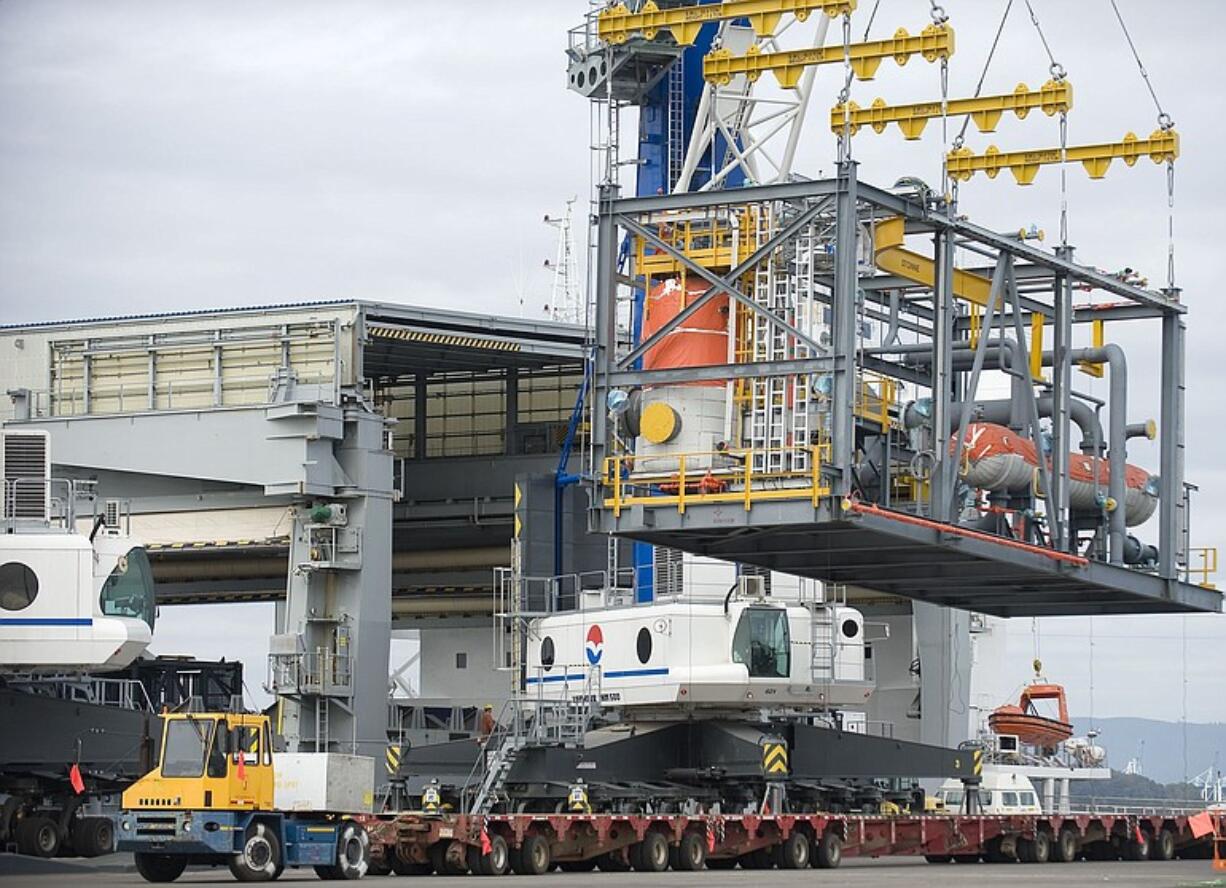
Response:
[[484, 704, 493, 710]]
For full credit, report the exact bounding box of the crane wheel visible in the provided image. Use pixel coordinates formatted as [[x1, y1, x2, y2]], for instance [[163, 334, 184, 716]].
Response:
[[468, 833, 510, 875], [229, 822, 281, 882], [133, 852, 188, 883], [674, 831, 707, 871], [511, 834, 551, 875]]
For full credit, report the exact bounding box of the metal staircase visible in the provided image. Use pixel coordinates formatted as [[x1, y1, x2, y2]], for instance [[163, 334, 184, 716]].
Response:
[[470, 732, 524, 815]]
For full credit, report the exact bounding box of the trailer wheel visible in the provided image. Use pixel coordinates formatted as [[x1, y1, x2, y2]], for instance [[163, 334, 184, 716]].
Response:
[[1053, 828, 1079, 863], [1029, 831, 1050, 864], [512, 834, 551, 875], [674, 831, 706, 871], [1150, 828, 1175, 861], [776, 832, 810, 869], [429, 840, 469, 876], [1124, 832, 1150, 862], [468, 834, 510, 876], [72, 817, 115, 858], [632, 831, 669, 872], [15, 817, 60, 859], [229, 822, 282, 882], [813, 829, 842, 870], [595, 849, 631, 872], [558, 859, 598, 872], [133, 852, 188, 883]]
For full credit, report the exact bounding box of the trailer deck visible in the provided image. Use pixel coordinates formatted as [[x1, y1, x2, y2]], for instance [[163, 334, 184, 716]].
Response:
[[359, 809, 1226, 875]]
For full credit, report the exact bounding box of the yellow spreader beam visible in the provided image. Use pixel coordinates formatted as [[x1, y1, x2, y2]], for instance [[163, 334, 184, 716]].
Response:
[[947, 128, 1179, 185], [831, 79, 1073, 140], [704, 23, 953, 88], [598, 0, 856, 47]]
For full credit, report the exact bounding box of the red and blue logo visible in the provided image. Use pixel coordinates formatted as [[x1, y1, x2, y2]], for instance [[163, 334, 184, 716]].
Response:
[[585, 624, 604, 665]]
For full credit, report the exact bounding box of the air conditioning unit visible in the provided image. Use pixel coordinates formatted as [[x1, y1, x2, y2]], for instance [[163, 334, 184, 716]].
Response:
[[0, 430, 50, 521]]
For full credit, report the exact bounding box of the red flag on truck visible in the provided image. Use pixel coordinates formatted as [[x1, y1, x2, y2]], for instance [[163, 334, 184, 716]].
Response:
[[69, 763, 85, 795], [236, 754, 247, 782]]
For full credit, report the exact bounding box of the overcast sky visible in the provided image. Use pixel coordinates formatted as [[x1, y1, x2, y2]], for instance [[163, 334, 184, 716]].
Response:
[[2, 1, 1223, 731]]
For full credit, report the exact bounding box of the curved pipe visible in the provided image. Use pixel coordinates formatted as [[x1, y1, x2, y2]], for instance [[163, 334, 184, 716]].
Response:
[[947, 396, 1103, 456], [1068, 344, 1129, 565]]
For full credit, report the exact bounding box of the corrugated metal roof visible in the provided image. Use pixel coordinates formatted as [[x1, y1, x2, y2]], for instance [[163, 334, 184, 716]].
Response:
[[0, 299, 357, 332]]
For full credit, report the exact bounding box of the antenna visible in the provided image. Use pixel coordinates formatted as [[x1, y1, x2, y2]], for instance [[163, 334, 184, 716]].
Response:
[[543, 197, 581, 325]]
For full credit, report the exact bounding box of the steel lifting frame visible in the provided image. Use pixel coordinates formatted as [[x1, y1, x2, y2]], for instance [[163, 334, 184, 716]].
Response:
[[591, 172, 1191, 584], [947, 128, 1180, 185], [831, 79, 1072, 141], [597, 0, 855, 47], [704, 23, 953, 88]]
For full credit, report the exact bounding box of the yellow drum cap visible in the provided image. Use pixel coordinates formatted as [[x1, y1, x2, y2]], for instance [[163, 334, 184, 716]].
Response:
[[641, 402, 680, 444]]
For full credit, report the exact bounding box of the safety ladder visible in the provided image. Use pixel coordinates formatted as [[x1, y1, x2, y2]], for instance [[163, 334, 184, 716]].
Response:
[[666, 57, 686, 191], [788, 222, 817, 473], [750, 205, 787, 474], [470, 733, 523, 815]]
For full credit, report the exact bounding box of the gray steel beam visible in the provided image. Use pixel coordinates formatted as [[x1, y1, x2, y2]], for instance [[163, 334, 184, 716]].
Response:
[[929, 227, 955, 521], [1159, 311, 1186, 577], [831, 162, 860, 499], [609, 179, 843, 215], [1051, 246, 1074, 552], [610, 356, 838, 388]]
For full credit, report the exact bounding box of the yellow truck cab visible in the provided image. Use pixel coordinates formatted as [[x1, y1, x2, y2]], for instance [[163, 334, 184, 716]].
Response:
[[115, 712, 375, 883]]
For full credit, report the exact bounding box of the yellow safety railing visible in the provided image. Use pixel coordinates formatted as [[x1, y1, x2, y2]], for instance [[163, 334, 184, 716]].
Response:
[[1187, 547, 1218, 590], [602, 444, 832, 517], [635, 210, 755, 278], [856, 372, 896, 431]]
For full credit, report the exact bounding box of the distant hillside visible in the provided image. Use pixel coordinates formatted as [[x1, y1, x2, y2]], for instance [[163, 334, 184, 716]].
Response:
[[1071, 716, 1226, 785]]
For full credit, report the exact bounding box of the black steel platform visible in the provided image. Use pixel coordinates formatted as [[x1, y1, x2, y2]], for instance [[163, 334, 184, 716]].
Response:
[[604, 504, 1222, 617]]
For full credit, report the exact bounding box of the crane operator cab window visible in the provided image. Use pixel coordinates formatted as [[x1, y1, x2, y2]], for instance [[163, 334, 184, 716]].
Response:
[[161, 717, 216, 778], [731, 607, 790, 678], [99, 547, 156, 630]]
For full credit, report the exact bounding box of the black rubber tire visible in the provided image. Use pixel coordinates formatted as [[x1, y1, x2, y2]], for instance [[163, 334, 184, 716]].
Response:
[[469, 833, 510, 876], [633, 831, 669, 872], [16, 817, 60, 859], [134, 852, 188, 883], [558, 859, 598, 872], [1029, 831, 1050, 864], [983, 837, 1010, 863], [952, 854, 981, 863], [1053, 828, 1079, 863], [512, 834, 550, 875], [706, 856, 738, 869], [924, 855, 953, 864], [390, 856, 433, 875], [1125, 833, 1150, 862], [674, 831, 706, 871], [595, 849, 631, 871], [366, 857, 392, 877], [331, 822, 371, 880], [1150, 827, 1176, 861], [73, 817, 115, 858], [776, 832, 810, 869], [813, 829, 842, 870], [228, 823, 282, 882]]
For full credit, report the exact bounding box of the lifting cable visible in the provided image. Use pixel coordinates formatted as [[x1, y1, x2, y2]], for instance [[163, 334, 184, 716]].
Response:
[[948, 0, 1013, 209], [835, 0, 881, 161], [930, 2, 950, 188], [1022, 0, 1069, 244], [1107, 0, 1176, 289]]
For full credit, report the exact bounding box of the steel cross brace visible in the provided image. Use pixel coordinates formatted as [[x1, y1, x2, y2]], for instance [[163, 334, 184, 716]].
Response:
[[616, 198, 833, 370]]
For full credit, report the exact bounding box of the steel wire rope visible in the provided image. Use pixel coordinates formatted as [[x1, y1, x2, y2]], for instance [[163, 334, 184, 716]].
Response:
[[1106, 0, 1177, 288], [1020, 0, 1069, 244], [953, 0, 1014, 151]]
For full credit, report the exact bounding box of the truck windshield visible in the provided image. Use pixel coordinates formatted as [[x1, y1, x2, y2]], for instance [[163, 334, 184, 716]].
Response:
[[731, 607, 790, 678], [162, 718, 214, 778], [99, 547, 156, 630]]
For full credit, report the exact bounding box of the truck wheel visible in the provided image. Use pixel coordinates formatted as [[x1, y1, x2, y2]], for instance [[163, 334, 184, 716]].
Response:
[[228, 822, 282, 882], [813, 829, 842, 869], [512, 833, 550, 875], [332, 823, 371, 879], [1053, 828, 1079, 863], [633, 831, 669, 872], [776, 832, 810, 869], [73, 817, 115, 858], [1029, 831, 1050, 864], [134, 852, 188, 883], [1150, 828, 1176, 861], [469, 833, 510, 876], [674, 831, 706, 871], [1124, 833, 1150, 862], [16, 817, 60, 858]]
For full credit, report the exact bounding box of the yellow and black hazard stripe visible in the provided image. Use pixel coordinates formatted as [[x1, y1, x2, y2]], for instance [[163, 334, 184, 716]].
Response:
[[146, 536, 291, 552], [761, 740, 789, 776], [972, 748, 983, 777], [369, 326, 521, 352], [386, 745, 403, 776]]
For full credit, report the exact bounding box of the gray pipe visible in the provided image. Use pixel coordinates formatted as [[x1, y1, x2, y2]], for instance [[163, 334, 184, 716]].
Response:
[[1068, 344, 1129, 565], [944, 396, 1102, 456]]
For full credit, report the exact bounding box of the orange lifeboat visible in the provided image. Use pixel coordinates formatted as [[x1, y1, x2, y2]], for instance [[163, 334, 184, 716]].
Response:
[[988, 682, 1073, 751]]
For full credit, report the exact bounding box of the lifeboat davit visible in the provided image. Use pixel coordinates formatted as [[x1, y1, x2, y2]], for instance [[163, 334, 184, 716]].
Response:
[[988, 682, 1073, 750]]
